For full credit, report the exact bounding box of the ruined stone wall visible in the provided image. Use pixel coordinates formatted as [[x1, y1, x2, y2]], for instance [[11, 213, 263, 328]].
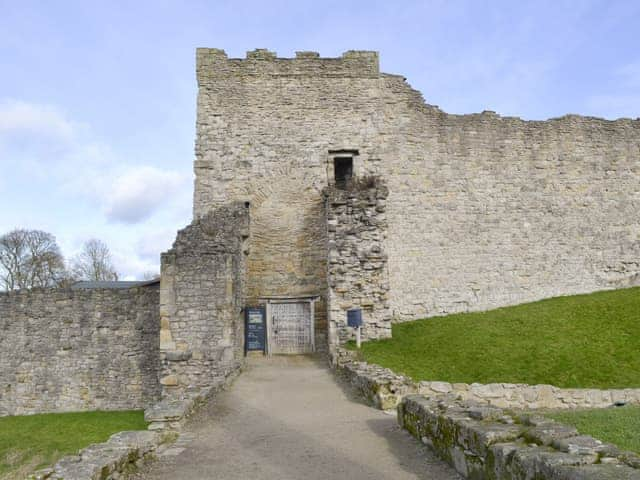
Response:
[[399, 395, 640, 479], [0, 285, 160, 416], [381, 75, 640, 319], [194, 48, 640, 329], [325, 180, 391, 345], [159, 202, 248, 398]]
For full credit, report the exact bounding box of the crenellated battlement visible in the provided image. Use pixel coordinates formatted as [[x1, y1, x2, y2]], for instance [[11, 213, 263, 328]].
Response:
[[196, 48, 379, 84]]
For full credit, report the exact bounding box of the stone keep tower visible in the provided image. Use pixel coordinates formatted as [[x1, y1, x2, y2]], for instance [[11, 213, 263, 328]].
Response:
[[192, 48, 393, 354]]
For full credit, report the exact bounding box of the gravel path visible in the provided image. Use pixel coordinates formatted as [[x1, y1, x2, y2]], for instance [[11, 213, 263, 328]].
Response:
[[136, 356, 461, 480]]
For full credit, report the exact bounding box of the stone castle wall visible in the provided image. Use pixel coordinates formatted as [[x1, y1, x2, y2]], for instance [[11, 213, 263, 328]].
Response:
[[381, 79, 640, 319], [325, 179, 391, 345], [194, 48, 640, 331], [159, 202, 249, 398], [0, 285, 160, 416]]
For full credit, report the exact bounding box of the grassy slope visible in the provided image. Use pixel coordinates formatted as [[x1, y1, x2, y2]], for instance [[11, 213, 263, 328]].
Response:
[[548, 406, 640, 453], [355, 287, 640, 388], [0, 410, 147, 479]]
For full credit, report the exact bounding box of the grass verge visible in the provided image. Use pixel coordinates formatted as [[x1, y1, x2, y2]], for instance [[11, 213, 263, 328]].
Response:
[[0, 410, 147, 480], [351, 287, 640, 388], [547, 405, 640, 453]]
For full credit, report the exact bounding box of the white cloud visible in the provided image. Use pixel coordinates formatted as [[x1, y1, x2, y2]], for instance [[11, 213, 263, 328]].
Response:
[[104, 166, 189, 223], [136, 228, 177, 261], [0, 99, 76, 142], [0, 99, 193, 281], [0, 98, 191, 224], [111, 248, 161, 281]]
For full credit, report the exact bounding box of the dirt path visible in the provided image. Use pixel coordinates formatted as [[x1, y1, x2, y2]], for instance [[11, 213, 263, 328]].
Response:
[[136, 356, 461, 479]]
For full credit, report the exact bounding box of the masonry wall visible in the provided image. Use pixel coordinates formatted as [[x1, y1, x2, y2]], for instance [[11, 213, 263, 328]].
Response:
[[0, 286, 160, 416], [159, 202, 248, 398], [325, 180, 391, 345], [194, 48, 640, 332], [381, 78, 640, 319]]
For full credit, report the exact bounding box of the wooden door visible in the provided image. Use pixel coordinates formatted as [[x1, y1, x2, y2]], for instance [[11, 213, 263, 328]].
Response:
[[269, 301, 314, 354]]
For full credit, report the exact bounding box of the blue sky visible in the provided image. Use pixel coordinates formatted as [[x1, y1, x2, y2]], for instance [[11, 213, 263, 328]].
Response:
[[1, 0, 639, 279]]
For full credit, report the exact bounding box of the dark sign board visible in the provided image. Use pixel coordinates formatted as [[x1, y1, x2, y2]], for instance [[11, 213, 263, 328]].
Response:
[[347, 308, 363, 328], [245, 306, 266, 354]]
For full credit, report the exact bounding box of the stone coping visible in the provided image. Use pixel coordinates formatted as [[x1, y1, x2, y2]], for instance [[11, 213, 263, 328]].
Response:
[[398, 395, 640, 479], [145, 366, 242, 431], [28, 430, 175, 480], [144, 388, 211, 431], [332, 347, 640, 410]]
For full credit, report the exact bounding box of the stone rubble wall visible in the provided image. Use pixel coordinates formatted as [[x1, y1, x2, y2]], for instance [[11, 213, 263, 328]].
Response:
[[159, 202, 249, 399], [325, 180, 392, 346], [332, 348, 416, 410], [29, 430, 172, 480], [0, 285, 161, 416], [144, 366, 241, 431], [398, 395, 640, 479], [418, 380, 640, 410], [332, 348, 640, 411]]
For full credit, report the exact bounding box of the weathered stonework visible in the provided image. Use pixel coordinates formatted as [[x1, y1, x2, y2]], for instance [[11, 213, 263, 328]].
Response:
[[333, 350, 417, 410], [143, 366, 241, 431], [417, 380, 640, 410], [325, 179, 391, 346], [159, 202, 249, 398], [398, 395, 640, 479], [194, 48, 640, 334], [0, 285, 160, 416], [29, 430, 172, 480], [332, 347, 640, 411]]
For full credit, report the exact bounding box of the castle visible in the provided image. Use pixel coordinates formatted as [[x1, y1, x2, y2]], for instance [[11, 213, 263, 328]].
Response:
[[1, 49, 639, 415]]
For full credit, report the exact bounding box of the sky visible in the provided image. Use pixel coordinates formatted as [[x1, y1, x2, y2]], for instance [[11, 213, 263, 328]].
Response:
[[1, 0, 639, 279]]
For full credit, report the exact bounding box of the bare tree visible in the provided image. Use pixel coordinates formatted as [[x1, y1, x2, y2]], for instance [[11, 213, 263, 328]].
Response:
[[71, 239, 119, 281], [0, 229, 67, 290]]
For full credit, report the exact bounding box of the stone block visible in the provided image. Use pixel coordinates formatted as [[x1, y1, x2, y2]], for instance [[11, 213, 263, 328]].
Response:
[[160, 375, 179, 386]]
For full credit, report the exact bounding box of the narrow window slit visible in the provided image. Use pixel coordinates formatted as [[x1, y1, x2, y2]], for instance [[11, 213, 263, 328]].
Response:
[[334, 158, 353, 188]]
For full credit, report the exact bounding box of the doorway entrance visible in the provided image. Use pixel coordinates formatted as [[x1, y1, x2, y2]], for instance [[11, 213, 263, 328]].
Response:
[[264, 297, 317, 354]]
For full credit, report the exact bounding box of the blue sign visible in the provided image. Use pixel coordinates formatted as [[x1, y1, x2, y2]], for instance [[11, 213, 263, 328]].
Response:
[[245, 307, 266, 353], [347, 308, 363, 328]]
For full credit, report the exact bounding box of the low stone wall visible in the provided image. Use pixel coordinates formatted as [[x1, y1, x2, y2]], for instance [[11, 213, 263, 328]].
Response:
[[418, 380, 640, 410], [332, 347, 640, 411], [29, 430, 172, 480], [398, 395, 640, 479], [144, 366, 242, 431], [0, 285, 161, 416], [333, 349, 416, 410]]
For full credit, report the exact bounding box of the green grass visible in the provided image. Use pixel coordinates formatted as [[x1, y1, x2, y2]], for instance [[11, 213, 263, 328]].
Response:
[[353, 287, 640, 388], [547, 406, 640, 453], [0, 410, 147, 479]]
